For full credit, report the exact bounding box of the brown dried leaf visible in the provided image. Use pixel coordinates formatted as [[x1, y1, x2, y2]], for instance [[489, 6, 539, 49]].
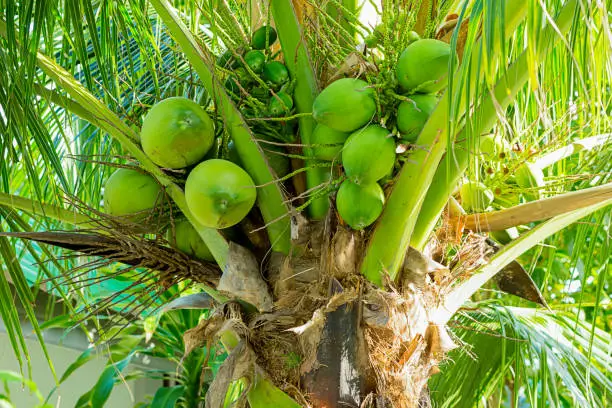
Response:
[[424, 323, 457, 359], [183, 314, 224, 357], [331, 227, 358, 278], [205, 340, 254, 408], [218, 243, 273, 312]]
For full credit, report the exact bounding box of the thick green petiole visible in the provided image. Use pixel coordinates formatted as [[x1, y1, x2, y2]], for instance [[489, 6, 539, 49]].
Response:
[[271, 0, 330, 220], [151, 0, 291, 254]]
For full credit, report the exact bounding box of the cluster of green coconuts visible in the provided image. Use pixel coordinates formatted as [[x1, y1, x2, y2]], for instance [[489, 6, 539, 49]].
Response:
[[103, 95, 256, 262], [311, 35, 455, 230], [219, 26, 293, 118], [103, 26, 297, 263], [220, 26, 293, 179]]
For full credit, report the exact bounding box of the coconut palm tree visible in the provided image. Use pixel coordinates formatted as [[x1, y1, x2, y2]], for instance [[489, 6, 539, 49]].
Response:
[[0, 0, 610, 407]]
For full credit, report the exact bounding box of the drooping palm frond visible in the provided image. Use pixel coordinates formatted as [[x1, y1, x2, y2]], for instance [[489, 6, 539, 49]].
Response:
[[430, 304, 611, 407]]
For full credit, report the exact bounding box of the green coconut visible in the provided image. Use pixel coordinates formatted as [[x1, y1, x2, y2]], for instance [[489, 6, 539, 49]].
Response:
[[185, 159, 257, 228], [336, 180, 385, 230], [515, 163, 545, 201], [311, 123, 350, 162], [263, 61, 289, 88], [167, 218, 214, 262], [268, 92, 294, 117], [396, 94, 439, 142], [364, 24, 386, 48], [244, 50, 266, 74], [251, 26, 277, 50], [141, 97, 215, 169], [406, 31, 421, 44], [459, 181, 494, 212], [342, 125, 396, 184], [217, 50, 240, 69], [312, 78, 376, 133], [478, 134, 511, 160], [396, 39, 456, 93], [103, 168, 162, 216]]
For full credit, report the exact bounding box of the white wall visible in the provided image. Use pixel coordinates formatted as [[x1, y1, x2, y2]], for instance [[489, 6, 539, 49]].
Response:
[[0, 320, 173, 407]]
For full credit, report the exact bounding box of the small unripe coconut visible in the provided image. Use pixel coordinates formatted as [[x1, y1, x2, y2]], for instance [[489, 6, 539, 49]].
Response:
[[396, 39, 456, 93], [268, 92, 294, 117], [103, 168, 162, 216], [515, 163, 544, 201], [217, 50, 240, 69], [167, 218, 214, 262], [185, 159, 257, 228], [251, 26, 277, 50], [342, 125, 396, 184], [141, 97, 215, 169], [396, 94, 439, 142], [244, 50, 266, 74], [263, 61, 289, 88], [406, 31, 421, 44], [312, 78, 376, 132], [336, 180, 385, 230], [460, 181, 494, 212], [311, 124, 350, 161]]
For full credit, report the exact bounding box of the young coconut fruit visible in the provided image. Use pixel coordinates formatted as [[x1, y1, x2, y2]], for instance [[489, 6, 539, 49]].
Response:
[[336, 180, 385, 230], [185, 159, 257, 229], [342, 125, 396, 184], [396, 39, 456, 93], [104, 168, 162, 216], [244, 50, 266, 74], [141, 97, 215, 169], [251, 26, 277, 50], [396, 94, 438, 142], [515, 163, 545, 201], [167, 218, 214, 262], [460, 181, 495, 212], [217, 50, 240, 69], [268, 91, 294, 117], [263, 61, 289, 88], [311, 123, 350, 161], [312, 78, 376, 133]]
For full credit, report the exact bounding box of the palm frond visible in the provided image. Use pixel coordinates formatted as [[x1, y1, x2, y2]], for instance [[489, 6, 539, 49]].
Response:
[[431, 304, 611, 407]]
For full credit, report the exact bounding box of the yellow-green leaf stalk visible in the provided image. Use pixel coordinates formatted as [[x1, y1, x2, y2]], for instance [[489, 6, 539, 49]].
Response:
[[271, 0, 330, 219], [150, 0, 291, 254]]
